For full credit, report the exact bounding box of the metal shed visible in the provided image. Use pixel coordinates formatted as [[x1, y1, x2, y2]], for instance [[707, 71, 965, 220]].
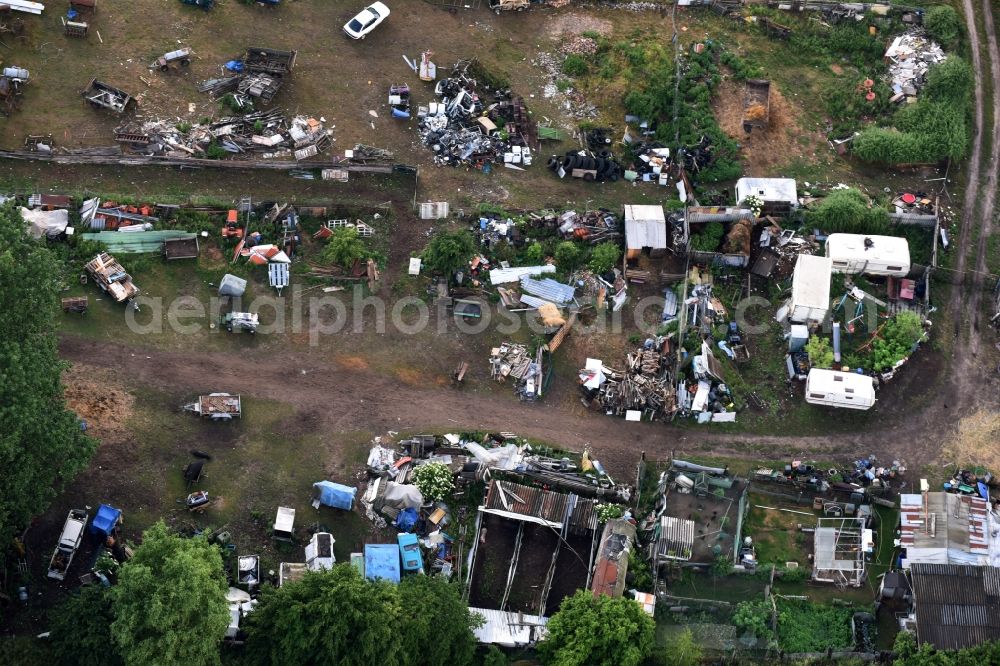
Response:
[[623, 204, 667, 251]]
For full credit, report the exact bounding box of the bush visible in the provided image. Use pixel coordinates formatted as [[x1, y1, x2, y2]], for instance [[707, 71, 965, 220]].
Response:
[[871, 311, 924, 371], [322, 227, 367, 268], [808, 188, 890, 235], [690, 222, 725, 252], [588, 242, 621, 274], [595, 503, 624, 523], [805, 336, 834, 369], [562, 54, 589, 77], [554, 241, 581, 271], [205, 141, 228, 160], [524, 241, 544, 264], [925, 6, 962, 47], [422, 230, 475, 277], [411, 462, 454, 502]]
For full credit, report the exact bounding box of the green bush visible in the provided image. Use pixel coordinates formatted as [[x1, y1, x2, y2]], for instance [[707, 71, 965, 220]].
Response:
[[871, 311, 924, 371], [776, 602, 854, 653], [205, 141, 228, 160], [524, 242, 544, 264], [554, 241, 581, 271], [808, 188, 890, 235], [805, 337, 834, 369], [588, 242, 621, 274], [562, 54, 589, 77], [925, 6, 962, 47], [411, 462, 454, 502], [690, 222, 725, 252]]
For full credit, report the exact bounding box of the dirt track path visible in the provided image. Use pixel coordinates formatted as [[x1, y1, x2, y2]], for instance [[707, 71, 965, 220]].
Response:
[[59, 336, 984, 479]]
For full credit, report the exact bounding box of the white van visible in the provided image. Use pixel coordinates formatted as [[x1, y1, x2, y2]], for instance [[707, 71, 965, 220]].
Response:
[[805, 368, 876, 410], [825, 234, 910, 277]]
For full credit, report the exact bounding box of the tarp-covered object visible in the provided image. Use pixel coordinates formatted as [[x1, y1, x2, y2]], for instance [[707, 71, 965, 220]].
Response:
[[383, 481, 423, 509], [90, 504, 121, 537], [22, 207, 69, 239], [313, 481, 356, 510], [396, 507, 419, 532], [218, 274, 247, 297], [364, 543, 401, 583]]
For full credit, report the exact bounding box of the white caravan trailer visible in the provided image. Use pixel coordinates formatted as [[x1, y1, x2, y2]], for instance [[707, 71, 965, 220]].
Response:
[[825, 234, 910, 277], [805, 369, 876, 410]]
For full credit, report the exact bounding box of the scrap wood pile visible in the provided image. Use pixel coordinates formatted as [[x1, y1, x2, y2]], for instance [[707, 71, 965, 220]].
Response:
[[419, 59, 537, 169], [884, 28, 945, 102], [199, 47, 297, 105], [580, 341, 677, 421], [556, 209, 620, 244], [115, 111, 332, 160], [490, 342, 544, 401]]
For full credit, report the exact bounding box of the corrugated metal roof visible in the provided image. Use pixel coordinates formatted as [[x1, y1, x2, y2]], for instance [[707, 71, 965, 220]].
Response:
[[519, 277, 575, 305], [591, 519, 637, 598], [656, 516, 694, 561], [623, 204, 666, 250], [900, 492, 993, 564], [490, 265, 556, 285], [482, 479, 596, 532], [469, 607, 548, 647], [911, 563, 1000, 650]]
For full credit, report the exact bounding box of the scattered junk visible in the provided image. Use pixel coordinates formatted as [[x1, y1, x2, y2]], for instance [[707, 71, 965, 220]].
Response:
[[225, 588, 257, 643], [734, 177, 798, 215], [183, 459, 205, 487], [184, 393, 242, 421], [0, 66, 29, 115], [218, 273, 247, 298], [185, 490, 212, 512], [547, 149, 623, 182], [826, 233, 911, 277], [82, 79, 134, 114], [90, 504, 123, 544], [179, 0, 214, 8], [115, 111, 332, 161], [579, 339, 678, 423], [388, 83, 411, 119], [884, 29, 945, 102], [21, 207, 69, 239], [890, 192, 938, 224], [61, 296, 89, 314], [163, 235, 200, 260], [629, 145, 672, 185], [490, 343, 545, 401], [365, 543, 401, 583], [805, 369, 877, 411], [279, 532, 336, 586], [47, 509, 89, 581], [812, 517, 869, 587], [0, 0, 44, 16], [312, 481, 356, 511], [236, 554, 260, 589], [151, 48, 193, 72], [418, 59, 537, 170], [84, 252, 140, 304], [62, 16, 88, 38], [742, 79, 771, 133], [273, 506, 296, 542], [220, 311, 259, 334], [489, 0, 529, 13], [398, 532, 424, 574]]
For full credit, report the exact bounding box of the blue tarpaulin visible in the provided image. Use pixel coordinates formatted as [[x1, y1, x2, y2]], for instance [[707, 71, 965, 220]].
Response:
[[90, 504, 121, 537], [225, 60, 244, 73], [364, 544, 400, 583], [395, 507, 418, 532], [313, 481, 356, 511]]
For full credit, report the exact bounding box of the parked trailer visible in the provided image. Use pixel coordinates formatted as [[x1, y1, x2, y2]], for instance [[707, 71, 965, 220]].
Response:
[[805, 369, 876, 411], [84, 252, 140, 303], [151, 48, 193, 72], [742, 79, 771, 133], [185, 393, 242, 420], [826, 233, 911, 277], [47, 509, 89, 580], [242, 47, 297, 76], [82, 79, 133, 114]]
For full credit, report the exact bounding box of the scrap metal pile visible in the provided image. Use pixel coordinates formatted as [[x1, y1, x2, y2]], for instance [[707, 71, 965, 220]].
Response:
[[579, 340, 677, 421], [418, 60, 537, 169], [555, 209, 621, 244], [199, 47, 297, 106], [490, 343, 544, 401], [114, 112, 332, 160], [884, 28, 945, 102]]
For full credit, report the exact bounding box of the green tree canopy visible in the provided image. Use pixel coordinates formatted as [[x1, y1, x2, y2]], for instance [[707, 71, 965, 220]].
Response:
[[893, 631, 1000, 665], [111, 521, 229, 666], [48, 586, 122, 666], [808, 188, 889, 235], [537, 590, 655, 666], [0, 203, 96, 550], [656, 627, 703, 666], [554, 241, 581, 272], [321, 227, 367, 268], [588, 242, 621, 274], [924, 6, 962, 48], [422, 231, 476, 277], [245, 566, 479, 666]]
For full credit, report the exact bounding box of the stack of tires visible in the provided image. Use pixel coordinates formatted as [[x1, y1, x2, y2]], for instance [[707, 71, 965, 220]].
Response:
[[546, 151, 622, 182]]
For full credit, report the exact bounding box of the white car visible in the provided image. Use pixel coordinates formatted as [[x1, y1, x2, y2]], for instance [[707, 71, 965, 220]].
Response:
[[344, 2, 390, 40]]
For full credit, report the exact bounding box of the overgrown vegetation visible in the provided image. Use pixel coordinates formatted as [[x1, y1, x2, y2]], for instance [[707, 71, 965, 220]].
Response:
[[807, 188, 890, 235], [321, 227, 368, 268], [924, 6, 962, 48], [871, 311, 924, 371], [538, 589, 655, 666], [421, 230, 476, 277], [689, 222, 725, 252], [733, 599, 857, 653]]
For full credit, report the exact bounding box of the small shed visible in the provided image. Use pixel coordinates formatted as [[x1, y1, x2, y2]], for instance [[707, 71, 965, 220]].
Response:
[[789, 254, 832, 324], [623, 204, 667, 256], [364, 543, 401, 583], [735, 178, 798, 212]]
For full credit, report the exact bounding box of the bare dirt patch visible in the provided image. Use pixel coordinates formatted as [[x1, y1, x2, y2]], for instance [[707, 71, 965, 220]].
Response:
[[942, 410, 1000, 470], [545, 12, 614, 39], [63, 363, 135, 444], [336, 355, 369, 371], [713, 79, 826, 174]]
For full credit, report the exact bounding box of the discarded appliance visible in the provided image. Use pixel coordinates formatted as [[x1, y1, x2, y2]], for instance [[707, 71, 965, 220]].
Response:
[[273, 507, 296, 541], [313, 481, 356, 511], [306, 532, 336, 571]]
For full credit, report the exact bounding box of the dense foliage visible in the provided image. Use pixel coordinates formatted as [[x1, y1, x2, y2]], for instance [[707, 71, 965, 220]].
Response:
[[245, 565, 479, 666], [657, 628, 703, 666], [808, 188, 890, 235], [732, 599, 772, 643], [588, 242, 621, 274], [111, 522, 229, 666], [422, 231, 476, 277], [854, 57, 973, 164], [924, 6, 962, 48], [0, 204, 97, 555], [321, 227, 367, 268], [871, 311, 924, 371], [774, 602, 854, 653], [411, 462, 454, 502], [554, 241, 581, 271], [48, 586, 122, 666], [689, 221, 725, 252], [804, 336, 834, 369], [894, 631, 1000, 665], [562, 54, 588, 77], [537, 590, 655, 666]]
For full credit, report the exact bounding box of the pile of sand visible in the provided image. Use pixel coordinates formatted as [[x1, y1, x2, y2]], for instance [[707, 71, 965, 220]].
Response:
[[63, 363, 135, 443]]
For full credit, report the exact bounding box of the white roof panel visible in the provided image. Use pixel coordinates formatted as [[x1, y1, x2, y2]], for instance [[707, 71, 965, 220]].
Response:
[[735, 177, 798, 204], [791, 254, 832, 309], [623, 204, 667, 250], [274, 507, 296, 532], [470, 607, 548, 647]]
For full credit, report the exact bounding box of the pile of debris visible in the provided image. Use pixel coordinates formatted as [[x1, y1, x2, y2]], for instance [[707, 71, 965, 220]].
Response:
[[490, 343, 545, 401], [555, 209, 621, 244], [884, 29, 945, 102], [199, 47, 297, 106], [751, 222, 817, 279], [579, 339, 678, 422], [418, 60, 537, 170], [546, 149, 623, 182], [115, 112, 332, 160], [677, 341, 736, 423], [0, 65, 29, 115], [631, 144, 673, 185]]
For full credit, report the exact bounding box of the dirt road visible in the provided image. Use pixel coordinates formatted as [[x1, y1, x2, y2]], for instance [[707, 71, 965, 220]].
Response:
[[59, 336, 991, 479]]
